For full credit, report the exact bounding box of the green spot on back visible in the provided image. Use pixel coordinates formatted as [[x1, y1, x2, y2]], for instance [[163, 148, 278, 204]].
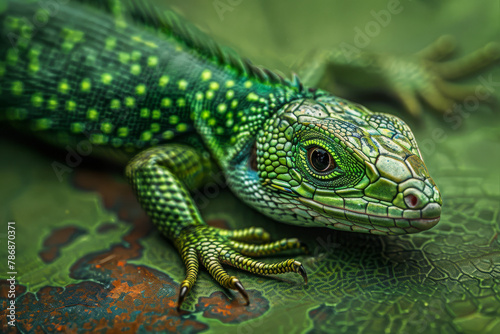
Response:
[[111, 138, 123, 147], [162, 130, 174, 140], [247, 92, 259, 101], [87, 108, 99, 120], [118, 127, 129, 137], [152, 110, 161, 119], [209, 82, 219, 90], [115, 18, 127, 29], [61, 28, 84, 52], [147, 56, 158, 67], [29, 59, 40, 73], [58, 80, 70, 94], [201, 69, 212, 81], [131, 50, 141, 61], [11, 81, 23, 96], [5, 16, 19, 30], [150, 123, 160, 132], [125, 97, 135, 107], [90, 133, 107, 144], [31, 93, 43, 107], [71, 122, 85, 133], [66, 100, 76, 112], [176, 98, 186, 107], [159, 75, 169, 87], [48, 96, 58, 110], [201, 110, 210, 119], [161, 98, 171, 107], [169, 115, 179, 125], [62, 28, 84, 43], [105, 37, 117, 50], [141, 131, 152, 141], [136, 84, 146, 95], [101, 73, 113, 85], [100, 122, 113, 133], [176, 123, 188, 132], [28, 48, 40, 59], [119, 52, 130, 64], [81, 78, 92, 92], [7, 49, 18, 65], [217, 104, 227, 113], [111, 99, 121, 109], [178, 79, 188, 90], [33, 118, 51, 130], [140, 108, 150, 117], [34, 10, 49, 24], [131, 64, 141, 75]]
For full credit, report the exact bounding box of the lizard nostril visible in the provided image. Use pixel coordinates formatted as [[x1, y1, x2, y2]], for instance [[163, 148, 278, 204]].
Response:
[[404, 194, 419, 209]]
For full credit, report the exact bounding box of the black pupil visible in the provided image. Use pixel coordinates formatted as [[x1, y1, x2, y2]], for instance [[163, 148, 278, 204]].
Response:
[[311, 148, 330, 171]]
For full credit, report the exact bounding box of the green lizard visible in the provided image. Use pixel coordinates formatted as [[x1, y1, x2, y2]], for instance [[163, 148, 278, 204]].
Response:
[[1, 0, 497, 310]]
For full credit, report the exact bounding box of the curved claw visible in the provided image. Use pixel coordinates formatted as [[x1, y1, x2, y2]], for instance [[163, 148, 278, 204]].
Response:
[[296, 262, 308, 284], [234, 280, 250, 305], [177, 286, 189, 311]]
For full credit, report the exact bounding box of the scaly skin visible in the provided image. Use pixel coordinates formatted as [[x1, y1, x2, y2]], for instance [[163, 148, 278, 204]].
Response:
[[2, 0, 495, 310]]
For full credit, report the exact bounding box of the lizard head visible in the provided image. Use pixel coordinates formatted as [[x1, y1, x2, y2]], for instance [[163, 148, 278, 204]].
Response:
[[254, 96, 442, 235]]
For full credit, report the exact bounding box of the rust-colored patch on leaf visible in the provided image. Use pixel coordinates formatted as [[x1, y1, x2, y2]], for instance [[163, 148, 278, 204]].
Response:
[[195, 290, 269, 324], [0, 169, 270, 332], [39, 226, 87, 263], [0, 170, 211, 333]]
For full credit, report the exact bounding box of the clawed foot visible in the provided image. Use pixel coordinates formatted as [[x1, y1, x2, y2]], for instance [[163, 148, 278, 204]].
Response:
[[380, 36, 500, 116], [174, 225, 308, 311]]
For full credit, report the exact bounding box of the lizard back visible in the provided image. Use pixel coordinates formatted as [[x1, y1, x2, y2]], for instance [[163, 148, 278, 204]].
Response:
[[0, 0, 302, 162]]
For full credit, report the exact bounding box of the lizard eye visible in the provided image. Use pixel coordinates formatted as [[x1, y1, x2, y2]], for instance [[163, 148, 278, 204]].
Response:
[[307, 146, 336, 173], [295, 132, 363, 188]]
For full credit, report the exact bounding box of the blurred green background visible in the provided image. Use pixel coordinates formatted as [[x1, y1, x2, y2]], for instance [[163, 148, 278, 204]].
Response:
[[1, 0, 499, 333]]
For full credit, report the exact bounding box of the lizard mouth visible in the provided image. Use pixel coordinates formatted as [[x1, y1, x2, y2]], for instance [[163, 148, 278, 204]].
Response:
[[298, 197, 441, 234]]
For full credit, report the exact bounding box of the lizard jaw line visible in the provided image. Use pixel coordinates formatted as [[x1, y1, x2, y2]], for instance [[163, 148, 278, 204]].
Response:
[[298, 197, 440, 233]]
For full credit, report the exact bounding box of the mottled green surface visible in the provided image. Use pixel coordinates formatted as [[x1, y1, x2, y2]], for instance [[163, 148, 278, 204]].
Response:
[[1, 0, 500, 333]]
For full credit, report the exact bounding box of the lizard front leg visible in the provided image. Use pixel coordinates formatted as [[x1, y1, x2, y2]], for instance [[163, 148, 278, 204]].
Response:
[[298, 36, 500, 117], [125, 144, 307, 310]]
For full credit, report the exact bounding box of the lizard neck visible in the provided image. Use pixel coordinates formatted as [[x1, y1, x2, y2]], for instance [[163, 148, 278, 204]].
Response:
[[190, 71, 307, 168]]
